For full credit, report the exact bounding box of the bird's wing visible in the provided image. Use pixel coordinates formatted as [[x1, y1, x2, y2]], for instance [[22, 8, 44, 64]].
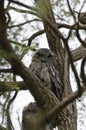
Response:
[[29, 61, 52, 90], [29, 61, 41, 76], [47, 63, 62, 100]]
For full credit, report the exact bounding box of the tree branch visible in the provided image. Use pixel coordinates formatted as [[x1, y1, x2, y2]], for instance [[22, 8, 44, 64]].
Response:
[[76, 27, 86, 48], [63, 53, 71, 96], [66, 0, 76, 22], [57, 23, 86, 30], [27, 30, 45, 46], [0, 81, 27, 92], [46, 87, 85, 124], [7, 6, 38, 17], [80, 57, 86, 86], [8, 0, 37, 11], [72, 45, 86, 62], [0, 125, 8, 130], [8, 19, 40, 29], [0, 68, 12, 73]]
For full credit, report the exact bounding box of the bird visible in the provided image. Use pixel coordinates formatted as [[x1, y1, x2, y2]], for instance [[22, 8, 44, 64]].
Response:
[[29, 48, 62, 100]]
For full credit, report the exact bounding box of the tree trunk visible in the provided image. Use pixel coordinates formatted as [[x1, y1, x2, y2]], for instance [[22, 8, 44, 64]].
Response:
[[35, 0, 77, 130]]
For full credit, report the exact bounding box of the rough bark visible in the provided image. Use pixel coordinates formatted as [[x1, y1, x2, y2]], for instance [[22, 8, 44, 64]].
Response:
[[34, 0, 77, 130]]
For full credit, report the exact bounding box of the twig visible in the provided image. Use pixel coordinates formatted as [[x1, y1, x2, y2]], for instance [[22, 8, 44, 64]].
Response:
[[0, 68, 12, 73], [76, 25, 86, 48], [80, 57, 86, 86], [1, 92, 11, 125], [66, 0, 76, 22], [79, 0, 86, 13], [5, 12, 11, 25], [7, 6, 38, 17], [63, 38, 81, 90], [78, 0, 86, 24], [6, 91, 17, 130], [27, 30, 45, 46], [57, 23, 86, 30], [8, 0, 37, 11], [8, 19, 40, 28]]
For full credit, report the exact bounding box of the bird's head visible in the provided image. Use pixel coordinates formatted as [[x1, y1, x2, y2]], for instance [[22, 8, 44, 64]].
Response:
[[32, 48, 54, 62]]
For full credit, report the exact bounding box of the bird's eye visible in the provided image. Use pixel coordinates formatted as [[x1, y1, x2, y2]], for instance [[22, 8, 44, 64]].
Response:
[[38, 52, 42, 56], [48, 54, 52, 58]]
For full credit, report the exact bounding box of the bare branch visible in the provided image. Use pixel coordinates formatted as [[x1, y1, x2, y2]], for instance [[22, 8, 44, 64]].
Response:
[[7, 6, 38, 17], [72, 45, 86, 62], [27, 30, 45, 46], [79, 0, 86, 13], [63, 40, 81, 90], [63, 53, 70, 96], [46, 87, 85, 124], [76, 26, 86, 47], [66, 0, 76, 22], [8, 0, 37, 12], [57, 23, 86, 30], [0, 68, 12, 73], [80, 57, 86, 86], [6, 91, 17, 130], [0, 125, 8, 130], [0, 81, 27, 92], [8, 19, 40, 29]]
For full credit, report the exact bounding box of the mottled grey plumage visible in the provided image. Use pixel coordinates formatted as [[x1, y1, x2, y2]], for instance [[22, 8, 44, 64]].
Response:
[[29, 48, 62, 100]]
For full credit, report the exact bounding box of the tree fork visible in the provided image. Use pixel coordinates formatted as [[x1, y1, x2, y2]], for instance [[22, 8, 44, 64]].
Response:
[[34, 0, 77, 130]]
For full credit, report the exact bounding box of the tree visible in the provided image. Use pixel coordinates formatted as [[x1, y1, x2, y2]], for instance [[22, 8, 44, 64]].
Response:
[[0, 0, 86, 130]]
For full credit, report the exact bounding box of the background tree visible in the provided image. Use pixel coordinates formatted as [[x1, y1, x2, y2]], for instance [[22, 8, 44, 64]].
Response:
[[0, 0, 86, 130]]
